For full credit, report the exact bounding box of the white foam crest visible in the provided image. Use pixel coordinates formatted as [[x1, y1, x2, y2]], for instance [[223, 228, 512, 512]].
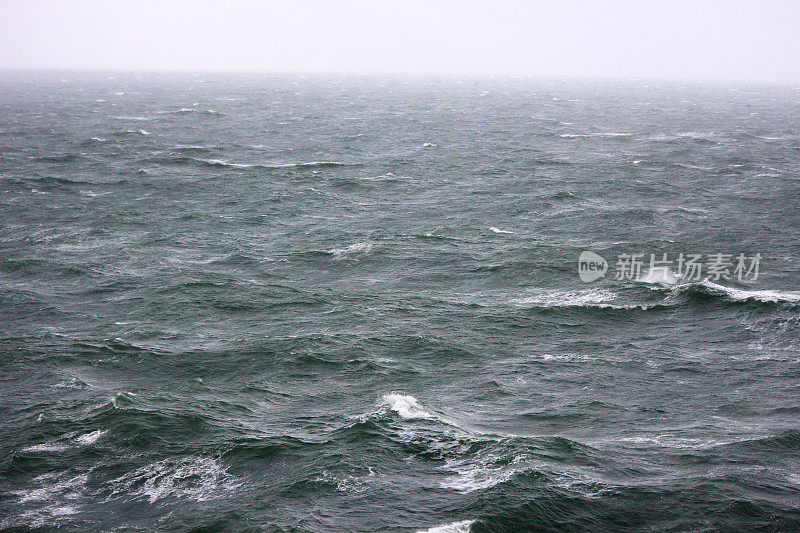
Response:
[[21, 443, 70, 453], [175, 144, 210, 149], [418, 519, 476, 533], [559, 132, 632, 138], [271, 160, 353, 168], [637, 267, 682, 286], [108, 456, 239, 503], [440, 461, 515, 492], [15, 473, 87, 504], [75, 429, 107, 445], [511, 288, 617, 308], [4, 472, 86, 528], [197, 158, 254, 168], [489, 226, 514, 234], [193, 158, 354, 169], [618, 434, 730, 449], [381, 393, 435, 419], [697, 280, 800, 303], [330, 241, 373, 260], [314, 467, 382, 493]]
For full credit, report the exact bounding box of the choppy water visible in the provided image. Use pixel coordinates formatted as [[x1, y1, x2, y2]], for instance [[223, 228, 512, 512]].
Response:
[[1, 71, 800, 531]]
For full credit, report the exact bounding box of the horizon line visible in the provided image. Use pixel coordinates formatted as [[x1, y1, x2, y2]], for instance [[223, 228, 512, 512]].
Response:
[[1, 67, 799, 87]]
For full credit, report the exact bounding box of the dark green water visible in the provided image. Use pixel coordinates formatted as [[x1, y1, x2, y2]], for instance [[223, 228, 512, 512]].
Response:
[[1, 71, 799, 531]]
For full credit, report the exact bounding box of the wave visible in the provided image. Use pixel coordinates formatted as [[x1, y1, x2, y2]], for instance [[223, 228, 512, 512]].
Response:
[[4, 472, 87, 529], [380, 393, 436, 420], [719, 429, 800, 452], [351, 393, 600, 497], [173, 144, 215, 153], [549, 190, 578, 200], [33, 153, 86, 163], [329, 241, 373, 260], [674, 280, 800, 305], [107, 456, 240, 503], [80, 136, 109, 144], [418, 520, 475, 533], [161, 108, 226, 116], [489, 227, 514, 234], [648, 131, 722, 145], [559, 132, 632, 139], [19, 430, 107, 454], [160, 108, 198, 114], [75, 429, 107, 445], [27, 175, 92, 186], [440, 455, 518, 492], [20, 442, 71, 453], [188, 157, 360, 170], [511, 288, 618, 308]]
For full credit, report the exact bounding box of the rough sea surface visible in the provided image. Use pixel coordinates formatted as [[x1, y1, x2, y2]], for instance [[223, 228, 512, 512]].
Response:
[[1, 71, 799, 532]]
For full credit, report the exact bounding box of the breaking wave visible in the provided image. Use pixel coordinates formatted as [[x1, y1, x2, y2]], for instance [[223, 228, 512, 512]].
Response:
[[672, 280, 800, 305]]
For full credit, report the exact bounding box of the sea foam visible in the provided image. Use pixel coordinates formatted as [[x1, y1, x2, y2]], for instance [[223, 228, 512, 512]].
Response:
[[418, 519, 475, 533], [381, 393, 435, 419]]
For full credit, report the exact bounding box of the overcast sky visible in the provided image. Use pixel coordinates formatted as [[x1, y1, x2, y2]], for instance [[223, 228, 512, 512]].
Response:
[[2, 0, 799, 81]]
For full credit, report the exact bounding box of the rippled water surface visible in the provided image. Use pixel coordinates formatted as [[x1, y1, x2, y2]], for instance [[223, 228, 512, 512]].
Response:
[[1, 72, 800, 531]]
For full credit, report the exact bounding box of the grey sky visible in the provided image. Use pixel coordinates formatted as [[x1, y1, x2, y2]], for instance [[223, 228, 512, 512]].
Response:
[[2, 0, 799, 81]]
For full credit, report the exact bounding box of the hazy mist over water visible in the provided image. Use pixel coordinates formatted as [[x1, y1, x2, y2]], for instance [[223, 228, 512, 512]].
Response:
[[2, 1, 800, 81]]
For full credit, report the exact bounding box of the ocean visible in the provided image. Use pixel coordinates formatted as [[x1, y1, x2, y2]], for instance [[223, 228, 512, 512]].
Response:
[[1, 71, 799, 531]]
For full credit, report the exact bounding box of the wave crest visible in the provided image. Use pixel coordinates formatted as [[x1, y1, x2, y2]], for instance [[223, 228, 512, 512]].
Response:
[[674, 280, 800, 305]]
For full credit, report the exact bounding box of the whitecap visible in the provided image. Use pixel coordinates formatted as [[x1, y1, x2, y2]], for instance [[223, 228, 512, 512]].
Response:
[[637, 267, 681, 286], [440, 459, 515, 492], [21, 443, 70, 453], [694, 280, 800, 304], [560, 132, 632, 138], [381, 393, 434, 419], [314, 467, 381, 493], [489, 227, 514, 234], [418, 519, 475, 533], [192, 158, 355, 170], [15, 473, 87, 503], [4, 472, 87, 529], [511, 288, 617, 308], [75, 430, 107, 445], [330, 242, 373, 260], [108, 456, 239, 503]]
